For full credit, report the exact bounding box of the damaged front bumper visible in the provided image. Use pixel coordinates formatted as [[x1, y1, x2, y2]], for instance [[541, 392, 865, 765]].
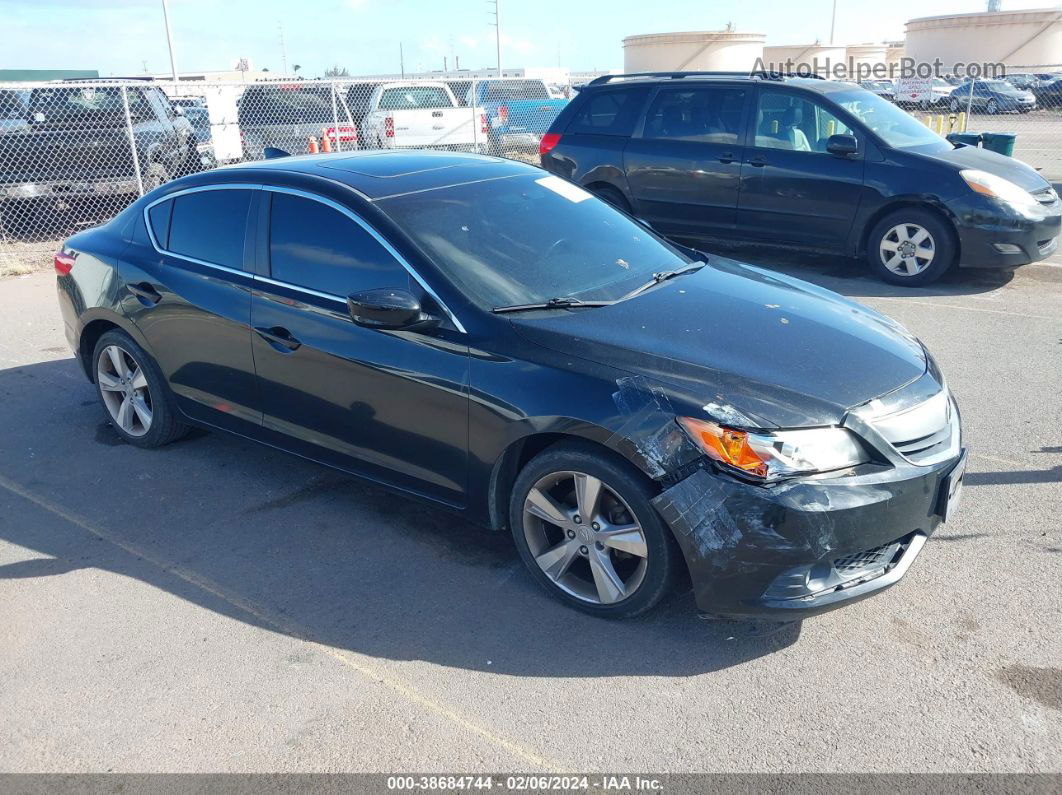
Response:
[[652, 450, 965, 620]]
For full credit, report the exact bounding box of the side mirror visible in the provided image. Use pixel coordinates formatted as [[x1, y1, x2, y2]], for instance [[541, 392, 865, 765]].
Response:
[[347, 288, 440, 331], [826, 133, 858, 157], [171, 105, 185, 117]]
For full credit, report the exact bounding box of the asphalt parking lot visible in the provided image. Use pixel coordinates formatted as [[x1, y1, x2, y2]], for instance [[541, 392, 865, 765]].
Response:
[[0, 251, 1059, 774]]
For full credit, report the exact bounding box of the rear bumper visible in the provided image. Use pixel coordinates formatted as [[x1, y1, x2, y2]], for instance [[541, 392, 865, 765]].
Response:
[[948, 194, 1061, 268], [653, 450, 965, 620], [0, 178, 139, 199]]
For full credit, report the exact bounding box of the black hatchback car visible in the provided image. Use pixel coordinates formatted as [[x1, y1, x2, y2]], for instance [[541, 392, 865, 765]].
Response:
[[56, 150, 965, 620], [540, 72, 1061, 286]]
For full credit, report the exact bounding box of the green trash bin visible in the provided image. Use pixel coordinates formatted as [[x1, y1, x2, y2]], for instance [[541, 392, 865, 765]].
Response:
[[980, 132, 1016, 157], [946, 132, 982, 147]]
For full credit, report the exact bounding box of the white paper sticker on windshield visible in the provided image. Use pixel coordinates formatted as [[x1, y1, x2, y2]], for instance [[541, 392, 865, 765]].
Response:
[[535, 175, 592, 203]]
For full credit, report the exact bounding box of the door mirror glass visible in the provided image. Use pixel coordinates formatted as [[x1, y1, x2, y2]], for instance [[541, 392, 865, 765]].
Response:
[[347, 288, 439, 331], [826, 134, 858, 156]]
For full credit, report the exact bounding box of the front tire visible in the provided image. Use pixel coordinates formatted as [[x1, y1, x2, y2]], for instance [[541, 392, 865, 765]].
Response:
[[866, 208, 956, 286], [508, 441, 680, 619], [93, 330, 189, 448], [986, 99, 999, 115]]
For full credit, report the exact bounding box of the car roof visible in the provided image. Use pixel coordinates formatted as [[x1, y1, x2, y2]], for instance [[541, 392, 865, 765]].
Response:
[[219, 150, 540, 201]]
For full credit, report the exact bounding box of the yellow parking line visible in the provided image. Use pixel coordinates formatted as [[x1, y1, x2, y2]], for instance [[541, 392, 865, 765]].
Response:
[[0, 472, 559, 772]]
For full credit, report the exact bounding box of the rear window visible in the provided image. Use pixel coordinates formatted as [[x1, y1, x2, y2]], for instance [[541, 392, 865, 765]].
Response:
[[167, 189, 252, 269], [29, 86, 153, 121], [565, 87, 648, 136], [479, 80, 549, 102], [240, 85, 335, 124], [378, 86, 452, 110]]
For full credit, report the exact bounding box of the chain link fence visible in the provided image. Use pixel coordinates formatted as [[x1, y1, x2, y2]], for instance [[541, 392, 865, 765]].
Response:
[[1, 69, 1060, 273]]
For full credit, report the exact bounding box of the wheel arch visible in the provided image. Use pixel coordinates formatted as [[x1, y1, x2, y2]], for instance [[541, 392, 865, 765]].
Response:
[[858, 198, 961, 262], [77, 310, 152, 383]]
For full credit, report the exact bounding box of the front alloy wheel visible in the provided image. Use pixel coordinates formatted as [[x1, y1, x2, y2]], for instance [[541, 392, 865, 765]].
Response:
[[522, 470, 649, 605], [879, 223, 936, 277], [97, 344, 153, 437]]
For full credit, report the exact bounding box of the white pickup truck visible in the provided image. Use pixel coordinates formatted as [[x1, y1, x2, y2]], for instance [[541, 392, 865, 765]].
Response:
[[360, 82, 481, 151]]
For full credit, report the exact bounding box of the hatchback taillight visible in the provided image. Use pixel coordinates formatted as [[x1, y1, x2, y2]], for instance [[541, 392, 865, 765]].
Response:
[[54, 251, 75, 276], [539, 132, 561, 157]]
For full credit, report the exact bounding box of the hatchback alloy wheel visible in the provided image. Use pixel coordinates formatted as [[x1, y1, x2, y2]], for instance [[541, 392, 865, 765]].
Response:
[[522, 470, 649, 605], [879, 223, 936, 276], [96, 344, 153, 437]]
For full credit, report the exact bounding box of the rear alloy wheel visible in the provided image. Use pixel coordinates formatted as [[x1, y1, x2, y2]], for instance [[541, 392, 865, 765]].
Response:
[[986, 99, 999, 115], [93, 330, 189, 448], [509, 442, 679, 618], [949, 99, 960, 112], [866, 208, 956, 286]]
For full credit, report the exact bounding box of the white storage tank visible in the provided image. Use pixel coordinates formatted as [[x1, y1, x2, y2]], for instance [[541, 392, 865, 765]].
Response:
[[905, 8, 1062, 69], [623, 31, 766, 73], [761, 44, 846, 75], [845, 44, 889, 73]]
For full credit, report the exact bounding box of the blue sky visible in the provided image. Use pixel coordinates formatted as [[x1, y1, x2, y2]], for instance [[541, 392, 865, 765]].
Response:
[[3, 0, 1053, 78]]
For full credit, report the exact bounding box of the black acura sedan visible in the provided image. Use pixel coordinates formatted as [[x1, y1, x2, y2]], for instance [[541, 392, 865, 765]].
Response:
[[56, 151, 965, 620]]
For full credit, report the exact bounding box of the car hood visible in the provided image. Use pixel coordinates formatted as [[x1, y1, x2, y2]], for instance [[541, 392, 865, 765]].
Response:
[[920, 143, 1050, 192], [510, 257, 928, 429]]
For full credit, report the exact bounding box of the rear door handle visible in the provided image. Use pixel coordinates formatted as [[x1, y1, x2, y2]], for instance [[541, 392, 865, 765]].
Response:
[[128, 282, 162, 306], [254, 326, 301, 352], [748, 155, 768, 167], [718, 151, 736, 164]]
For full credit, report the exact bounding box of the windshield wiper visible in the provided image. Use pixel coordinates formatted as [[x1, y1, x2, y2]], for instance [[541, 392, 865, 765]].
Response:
[[620, 261, 707, 301], [492, 296, 615, 314]]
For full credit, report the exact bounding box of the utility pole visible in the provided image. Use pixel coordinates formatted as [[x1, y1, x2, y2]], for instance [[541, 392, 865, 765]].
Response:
[[399, 42, 405, 78], [488, 0, 502, 76], [160, 0, 179, 82], [278, 21, 289, 75], [829, 0, 838, 45]]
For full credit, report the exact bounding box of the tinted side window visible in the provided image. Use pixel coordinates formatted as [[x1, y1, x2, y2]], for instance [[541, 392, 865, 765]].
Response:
[[167, 189, 252, 269], [566, 88, 648, 136], [269, 192, 407, 296], [642, 88, 747, 144], [754, 90, 854, 153], [147, 199, 173, 248]]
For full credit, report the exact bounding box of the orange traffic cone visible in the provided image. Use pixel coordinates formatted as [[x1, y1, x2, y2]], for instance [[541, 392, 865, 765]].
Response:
[[308, 136, 319, 154], [321, 130, 333, 153]]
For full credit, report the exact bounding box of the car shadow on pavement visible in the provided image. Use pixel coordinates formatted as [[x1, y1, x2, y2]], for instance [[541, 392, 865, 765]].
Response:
[[683, 239, 1020, 299], [0, 359, 803, 679]]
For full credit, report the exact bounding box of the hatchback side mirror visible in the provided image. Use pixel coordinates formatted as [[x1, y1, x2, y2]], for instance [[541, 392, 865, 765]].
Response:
[[826, 134, 859, 157], [347, 288, 440, 331]]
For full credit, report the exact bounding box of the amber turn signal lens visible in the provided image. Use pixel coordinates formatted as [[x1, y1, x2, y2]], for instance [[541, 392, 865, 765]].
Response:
[[678, 417, 769, 478]]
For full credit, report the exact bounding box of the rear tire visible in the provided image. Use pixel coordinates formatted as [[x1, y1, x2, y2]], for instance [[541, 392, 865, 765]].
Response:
[[92, 330, 189, 448], [142, 162, 170, 193], [986, 99, 999, 115], [591, 184, 633, 215], [866, 207, 956, 286], [508, 440, 680, 619]]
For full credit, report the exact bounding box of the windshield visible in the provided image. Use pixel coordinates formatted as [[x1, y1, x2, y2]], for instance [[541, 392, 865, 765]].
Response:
[[378, 174, 692, 309], [834, 89, 948, 151]]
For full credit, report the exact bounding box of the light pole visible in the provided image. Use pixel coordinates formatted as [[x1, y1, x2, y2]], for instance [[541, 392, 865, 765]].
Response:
[[161, 0, 179, 82], [829, 0, 837, 45], [488, 0, 502, 77]]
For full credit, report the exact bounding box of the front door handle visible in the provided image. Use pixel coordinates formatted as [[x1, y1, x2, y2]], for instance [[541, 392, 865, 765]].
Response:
[[127, 282, 162, 306], [718, 151, 736, 164], [748, 155, 768, 167], [254, 326, 302, 352]]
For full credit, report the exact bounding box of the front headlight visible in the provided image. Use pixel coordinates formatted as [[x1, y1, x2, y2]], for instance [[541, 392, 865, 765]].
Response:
[[960, 169, 1041, 215], [678, 418, 870, 481]]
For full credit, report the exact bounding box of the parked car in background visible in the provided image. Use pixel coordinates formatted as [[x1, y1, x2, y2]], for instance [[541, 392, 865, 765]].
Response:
[[238, 83, 358, 159], [860, 80, 895, 102], [467, 78, 568, 154], [0, 89, 29, 133], [540, 72, 1061, 285], [1003, 73, 1040, 91], [56, 150, 966, 620], [0, 81, 195, 236], [359, 82, 478, 151], [948, 80, 1037, 114], [1031, 75, 1062, 108]]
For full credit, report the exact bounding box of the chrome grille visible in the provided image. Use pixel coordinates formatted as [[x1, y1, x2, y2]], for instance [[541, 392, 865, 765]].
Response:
[[865, 389, 960, 466]]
